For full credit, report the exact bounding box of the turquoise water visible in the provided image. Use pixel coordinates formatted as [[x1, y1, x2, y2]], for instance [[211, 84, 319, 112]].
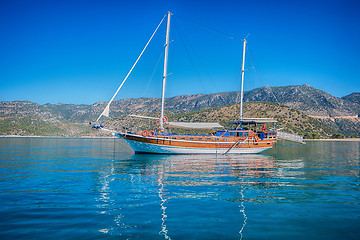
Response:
[[0, 138, 359, 239]]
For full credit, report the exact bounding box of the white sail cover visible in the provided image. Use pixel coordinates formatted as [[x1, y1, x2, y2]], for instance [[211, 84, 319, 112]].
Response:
[[130, 115, 223, 129], [129, 114, 159, 120], [165, 122, 223, 129]]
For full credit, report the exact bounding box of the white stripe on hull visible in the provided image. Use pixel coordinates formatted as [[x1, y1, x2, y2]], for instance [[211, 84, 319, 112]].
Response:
[[117, 135, 272, 154]]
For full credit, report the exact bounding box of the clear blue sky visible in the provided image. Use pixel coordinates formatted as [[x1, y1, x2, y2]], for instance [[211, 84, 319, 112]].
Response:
[[1, 0, 359, 104]]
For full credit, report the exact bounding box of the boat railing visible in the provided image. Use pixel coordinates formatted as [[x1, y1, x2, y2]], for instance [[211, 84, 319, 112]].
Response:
[[224, 137, 249, 154]]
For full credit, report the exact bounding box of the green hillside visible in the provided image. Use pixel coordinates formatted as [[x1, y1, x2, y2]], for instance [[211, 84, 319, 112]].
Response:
[[0, 85, 359, 138], [102, 102, 339, 139]]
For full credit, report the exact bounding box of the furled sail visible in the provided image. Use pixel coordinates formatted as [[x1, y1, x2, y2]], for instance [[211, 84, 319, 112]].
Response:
[[130, 115, 223, 129], [165, 122, 223, 129], [129, 114, 159, 120]]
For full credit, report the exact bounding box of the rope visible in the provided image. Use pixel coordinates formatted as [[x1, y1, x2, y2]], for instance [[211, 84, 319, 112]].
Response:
[[172, 16, 235, 109], [174, 14, 242, 41], [247, 45, 280, 104], [172, 18, 207, 93], [96, 14, 167, 122], [142, 49, 164, 96]]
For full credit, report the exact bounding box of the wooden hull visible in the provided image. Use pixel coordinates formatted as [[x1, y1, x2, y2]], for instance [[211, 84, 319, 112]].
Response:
[[116, 132, 276, 154]]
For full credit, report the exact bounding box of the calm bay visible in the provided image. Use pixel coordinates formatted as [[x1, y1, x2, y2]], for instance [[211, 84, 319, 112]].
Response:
[[0, 137, 359, 239]]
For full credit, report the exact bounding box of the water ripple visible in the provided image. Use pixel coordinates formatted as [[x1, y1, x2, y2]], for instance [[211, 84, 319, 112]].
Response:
[[0, 138, 359, 239]]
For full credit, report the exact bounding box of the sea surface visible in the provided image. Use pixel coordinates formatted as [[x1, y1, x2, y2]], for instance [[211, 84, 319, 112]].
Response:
[[0, 137, 359, 240]]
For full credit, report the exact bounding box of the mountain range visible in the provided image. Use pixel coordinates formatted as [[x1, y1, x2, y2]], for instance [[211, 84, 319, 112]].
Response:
[[0, 84, 359, 138]]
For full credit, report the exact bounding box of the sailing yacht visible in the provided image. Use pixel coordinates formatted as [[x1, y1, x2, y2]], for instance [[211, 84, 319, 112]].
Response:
[[93, 11, 302, 154]]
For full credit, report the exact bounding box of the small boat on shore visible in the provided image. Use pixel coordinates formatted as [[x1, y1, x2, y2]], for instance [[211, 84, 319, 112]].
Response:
[[93, 11, 303, 154]]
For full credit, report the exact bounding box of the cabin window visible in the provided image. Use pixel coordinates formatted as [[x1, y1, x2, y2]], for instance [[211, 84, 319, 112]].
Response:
[[214, 131, 224, 136], [206, 138, 211, 141], [215, 137, 219, 141], [189, 137, 194, 140], [222, 131, 230, 137], [171, 137, 177, 140], [229, 132, 236, 137], [198, 137, 203, 140], [237, 132, 243, 137], [223, 138, 228, 141], [244, 132, 248, 137], [180, 137, 186, 140]]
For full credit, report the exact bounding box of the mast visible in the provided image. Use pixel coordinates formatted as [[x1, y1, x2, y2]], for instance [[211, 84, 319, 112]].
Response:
[[239, 39, 247, 122], [160, 11, 171, 130]]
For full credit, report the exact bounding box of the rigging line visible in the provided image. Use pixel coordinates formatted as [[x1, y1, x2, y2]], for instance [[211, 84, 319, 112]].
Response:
[[172, 17, 207, 94], [142, 49, 164, 97], [236, 72, 241, 118], [173, 17, 229, 108], [96, 13, 167, 122], [246, 45, 280, 104], [128, 49, 164, 120], [173, 14, 243, 41]]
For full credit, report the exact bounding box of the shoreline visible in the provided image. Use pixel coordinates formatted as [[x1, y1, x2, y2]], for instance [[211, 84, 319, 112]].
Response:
[[0, 135, 116, 139], [305, 138, 360, 142]]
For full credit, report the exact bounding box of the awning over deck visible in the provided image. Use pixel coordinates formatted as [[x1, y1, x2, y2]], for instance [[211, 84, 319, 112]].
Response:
[[229, 118, 277, 125], [165, 122, 224, 129]]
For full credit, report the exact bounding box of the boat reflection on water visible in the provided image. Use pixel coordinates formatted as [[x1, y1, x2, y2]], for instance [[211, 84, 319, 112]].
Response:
[[152, 154, 278, 240], [158, 164, 171, 239], [94, 152, 302, 239], [1, 139, 357, 239]]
